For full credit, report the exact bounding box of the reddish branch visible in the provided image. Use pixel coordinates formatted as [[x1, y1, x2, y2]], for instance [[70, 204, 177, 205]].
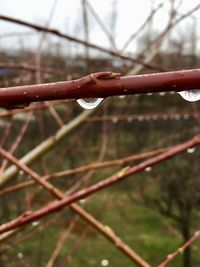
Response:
[[0, 135, 199, 235], [0, 147, 165, 197], [0, 69, 200, 109], [0, 63, 65, 75], [158, 230, 200, 267], [0, 147, 150, 267]]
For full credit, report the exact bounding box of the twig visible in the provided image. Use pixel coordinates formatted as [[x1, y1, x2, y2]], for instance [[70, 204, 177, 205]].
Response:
[[0, 147, 165, 197], [0, 109, 95, 187], [157, 230, 200, 267], [0, 15, 163, 71], [0, 148, 150, 267], [0, 135, 199, 234]]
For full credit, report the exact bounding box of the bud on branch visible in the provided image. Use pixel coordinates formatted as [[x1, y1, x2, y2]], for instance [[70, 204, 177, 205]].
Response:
[[0, 69, 200, 109]]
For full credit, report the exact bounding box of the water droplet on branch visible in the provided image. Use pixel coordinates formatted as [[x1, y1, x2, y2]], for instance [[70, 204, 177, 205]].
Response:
[[187, 147, 196, 154], [178, 90, 200, 102], [76, 98, 104, 109]]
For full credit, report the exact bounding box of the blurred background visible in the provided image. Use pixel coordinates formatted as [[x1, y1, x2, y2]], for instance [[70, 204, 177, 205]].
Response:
[[0, 1, 200, 266]]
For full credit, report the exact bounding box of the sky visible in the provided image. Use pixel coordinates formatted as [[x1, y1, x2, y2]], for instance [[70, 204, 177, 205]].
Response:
[[0, 0, 199, 54]]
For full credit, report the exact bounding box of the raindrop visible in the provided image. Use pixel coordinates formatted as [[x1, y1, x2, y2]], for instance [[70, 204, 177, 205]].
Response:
[[76, 98, 104, 109], [127, 117, 133, 123], [159, 92, 166, 96], [183, 114, 189, 120], [101, 259, 109, 266], [19, 170, 24, 176], [79, 198, 87, 204], [187, 147, 196, 154], [112, 117, 118, 123], [145, 166, 152, 172], [17, 252, 23, 259], [32, 221, 40, 227], [174, 114, 181, 120], [178, 90, 200, 102]]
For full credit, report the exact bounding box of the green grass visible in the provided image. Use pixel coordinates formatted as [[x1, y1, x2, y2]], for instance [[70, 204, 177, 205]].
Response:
[[2, 191, 200, 267]]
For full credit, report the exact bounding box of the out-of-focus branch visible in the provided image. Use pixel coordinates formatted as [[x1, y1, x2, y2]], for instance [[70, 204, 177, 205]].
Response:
[[0, 63, 65, 75], [0, 109, 95, 187], [0, 147, 165, 197], [0, 146, 150, 267], [0, 14, 163, 71], [122, 2, 164, 51], [157, 230, 200, 267], [0, 135, 199, 234]]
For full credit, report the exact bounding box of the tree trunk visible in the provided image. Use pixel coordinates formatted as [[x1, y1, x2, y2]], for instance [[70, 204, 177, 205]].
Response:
[[182, 222, 191, 267]]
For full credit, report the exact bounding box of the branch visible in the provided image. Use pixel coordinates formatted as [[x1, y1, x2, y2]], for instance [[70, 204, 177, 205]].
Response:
[[0, 146, 150, 267], [157, 230, 200, 267], [0, 135, 199, 234], [0, 109, 95, 187], [0, 147, 165, 197], [0, 69, 200, 108], [0, 15, 162, 71]]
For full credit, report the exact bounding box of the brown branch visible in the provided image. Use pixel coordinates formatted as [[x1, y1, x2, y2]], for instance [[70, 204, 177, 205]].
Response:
[[0, 69, 200, 108], [0, 100, 70, 119], [0, 63, 65, 76], [0, 147, 165, 197], [157, 230, 200, 267], [0, 135, 199, 234], [0, 113, 31, 172], [0, 148, 150, 267], [0, 15, 163, 71]]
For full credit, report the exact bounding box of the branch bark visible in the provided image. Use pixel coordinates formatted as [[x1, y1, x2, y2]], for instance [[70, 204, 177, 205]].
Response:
[[0, 69, 200, 108]]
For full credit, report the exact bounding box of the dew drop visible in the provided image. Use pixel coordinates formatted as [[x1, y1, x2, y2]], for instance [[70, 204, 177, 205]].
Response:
[[178, 90, 200, 102], [76, 98, 104, 109]]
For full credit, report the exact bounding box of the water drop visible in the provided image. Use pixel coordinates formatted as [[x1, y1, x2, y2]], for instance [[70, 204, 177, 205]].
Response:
[[76, 98, 104, 109], [112, 117, 118, 123], [17, 252, 23, 259], [32, 221, 40, 227], [19, 170, 24, 176], [159, 92, 166, 96], [145, 166, 152, 172], [118, 95, 125, 99], [79, 198, 87, 204], [178, 90, 200, 102], [187, 147, 196, 154], [183, 114, 189, 120], [127, 117, 133, 123], [101, 259, 109, 266]]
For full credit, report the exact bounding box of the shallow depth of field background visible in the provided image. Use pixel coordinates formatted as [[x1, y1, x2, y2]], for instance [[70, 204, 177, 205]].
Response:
[[0, 1, 200, 267]]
